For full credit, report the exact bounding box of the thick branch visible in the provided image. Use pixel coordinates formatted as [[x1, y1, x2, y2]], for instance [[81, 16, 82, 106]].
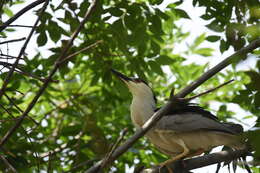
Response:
[[0, 0, 45, 32], [85, 38, 260, 173], [0, 0, 98, 147], [143, 149, 250, 173]]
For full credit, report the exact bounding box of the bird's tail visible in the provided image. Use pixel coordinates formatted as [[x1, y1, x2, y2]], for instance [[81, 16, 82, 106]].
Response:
[[223, 123, 243, 134], [222, 123, 247, 150]]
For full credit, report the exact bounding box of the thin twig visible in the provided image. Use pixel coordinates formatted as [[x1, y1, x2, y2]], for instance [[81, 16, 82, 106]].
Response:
[[0, 37, 26, 45], [64, 159, 99, 173], [4, 93, 39, 125], [0, 0, 45, 32], [11, 68, 59, 83], [28, 101, 69, 133], [0, 155, 18, 173], [183, 79, 234, 102], [176, 39, 260, 98], [0, 0, 99, 148], [0, 0, 50, 146], [0, 61, 58, 83], [101, 128, 128, 169], [0, 103, 41, 170], [0, 61, 21, 68], [47, 152, 54, 173], [57, 40, 103, 65], [0, 103, 14, 116], [0, 54, 22, 59], [85, 38, 260, 173], [0, 117, 36, 122], [7, 25, 33, 28], [0, 0, 49, 99]]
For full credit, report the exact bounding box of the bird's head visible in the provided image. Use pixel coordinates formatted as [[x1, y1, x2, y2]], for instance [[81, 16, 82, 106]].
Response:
[[111, 69, 156, 102]]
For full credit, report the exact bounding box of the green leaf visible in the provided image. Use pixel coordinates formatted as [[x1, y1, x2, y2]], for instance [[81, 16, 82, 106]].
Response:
[[206, 35, 221, 42], [220, 39, 228, 53], [174, 9, 190, 19], [254, 92, 260, 109], [200, 14, 211, 20], [79, 1, 90, 17], [151, 41, 160, 55], [149, 15, 164, 35], [193, 0, 198, 6], [156, 55, 175, 65], [3, 7, 13, 17], [246, 130, 260, 158], [193, 33, 206, 47], [194, 48, 214, 57], [148, 61, 163, 75], [245, 71, 260, 91], [155, 9, 170, 20], [124, 14, 136, 30], [48, 20, 61, 42], [108, 7, 123, 17], [37, 32, 47, 46], [206, 20, 224, 32], [41, 12, 52, 23], [149, 0, 163, 5]]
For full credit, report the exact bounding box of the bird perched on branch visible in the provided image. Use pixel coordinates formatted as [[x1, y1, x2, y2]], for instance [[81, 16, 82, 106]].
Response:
[[112, 69, 245, 172]]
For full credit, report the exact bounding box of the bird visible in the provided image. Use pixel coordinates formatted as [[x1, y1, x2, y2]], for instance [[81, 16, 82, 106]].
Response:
[[111, 69, 245, 171]]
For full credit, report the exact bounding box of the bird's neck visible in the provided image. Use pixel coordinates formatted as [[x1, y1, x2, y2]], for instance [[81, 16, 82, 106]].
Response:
[[130, 94, 156, 128]]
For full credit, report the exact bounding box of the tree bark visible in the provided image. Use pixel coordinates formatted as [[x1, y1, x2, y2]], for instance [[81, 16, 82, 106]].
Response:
[[140, 149, 250, 173]]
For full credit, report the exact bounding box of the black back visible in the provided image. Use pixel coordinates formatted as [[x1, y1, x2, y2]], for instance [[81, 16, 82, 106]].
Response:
[[154, 103, 218, 121]]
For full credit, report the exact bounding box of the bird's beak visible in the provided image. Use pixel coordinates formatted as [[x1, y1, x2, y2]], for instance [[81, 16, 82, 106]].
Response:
[[111, 69, 132, 83]]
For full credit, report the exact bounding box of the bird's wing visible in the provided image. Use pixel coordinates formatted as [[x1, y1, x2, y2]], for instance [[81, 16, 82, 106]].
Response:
[[155, 112, 242, 134], [155, 105, 219, 121]]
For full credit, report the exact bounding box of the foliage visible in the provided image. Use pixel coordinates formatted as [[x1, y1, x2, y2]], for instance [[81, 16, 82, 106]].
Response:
[[0, 0, 259, 172]]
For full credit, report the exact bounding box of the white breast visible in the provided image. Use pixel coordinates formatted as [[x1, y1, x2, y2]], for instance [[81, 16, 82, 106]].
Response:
[[130, 96, 155, 128]]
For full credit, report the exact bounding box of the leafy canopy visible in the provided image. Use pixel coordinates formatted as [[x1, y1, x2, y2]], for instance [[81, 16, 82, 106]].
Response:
[[0, 0, 259, 172]]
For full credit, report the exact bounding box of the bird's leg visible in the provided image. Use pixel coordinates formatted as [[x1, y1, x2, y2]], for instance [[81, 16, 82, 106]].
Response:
[[180, 149, 204, 168], [159, 140, 189, 173], [186, 148, 204, 158]]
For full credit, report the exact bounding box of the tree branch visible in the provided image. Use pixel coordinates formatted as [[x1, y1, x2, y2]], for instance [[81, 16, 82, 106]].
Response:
[[6, 25, 33, 28], [176, 38, 260, 98], [0, 0, 45, 32], [0, 61, 58, 83], [0, 0, 49, 99], [141, 149, 250, 173], [0, 37, 26, 45], [57, 40, 103, 65], [0, 155, 17, 173], [183, 79, 234, 102], [0, 54, 21, 59], [85, 38, 260, 173], [0, 0, 99, 148], [100, 128, 128, 170], [3, 93, 39, 125]]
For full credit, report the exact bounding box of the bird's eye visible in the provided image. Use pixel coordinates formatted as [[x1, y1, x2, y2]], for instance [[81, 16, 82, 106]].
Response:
[[133, 78, 149, 86]]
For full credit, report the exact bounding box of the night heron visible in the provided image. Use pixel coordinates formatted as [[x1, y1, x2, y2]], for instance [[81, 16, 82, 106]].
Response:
[[111, 69, 245, 171]]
